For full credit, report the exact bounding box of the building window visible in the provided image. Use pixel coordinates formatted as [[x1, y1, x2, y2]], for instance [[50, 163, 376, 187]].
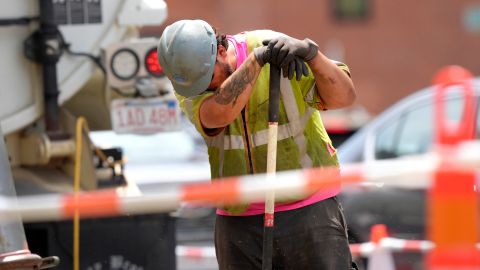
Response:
[[332, 0, 369, 21], [463, 5, 480, 34]]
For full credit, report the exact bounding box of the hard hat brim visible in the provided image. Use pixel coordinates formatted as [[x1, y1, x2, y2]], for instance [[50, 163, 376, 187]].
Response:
[[170, 60, 215, 97]]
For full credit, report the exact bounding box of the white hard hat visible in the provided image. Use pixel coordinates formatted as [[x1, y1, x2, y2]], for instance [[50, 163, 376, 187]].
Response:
[[157, 20, 217, 97]]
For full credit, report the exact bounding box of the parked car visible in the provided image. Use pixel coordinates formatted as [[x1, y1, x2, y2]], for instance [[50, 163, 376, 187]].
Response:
[[337, 77, 480, 269]]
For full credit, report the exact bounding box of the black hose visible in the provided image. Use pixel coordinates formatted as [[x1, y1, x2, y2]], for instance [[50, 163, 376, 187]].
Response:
[[0, 16, 39, 26]]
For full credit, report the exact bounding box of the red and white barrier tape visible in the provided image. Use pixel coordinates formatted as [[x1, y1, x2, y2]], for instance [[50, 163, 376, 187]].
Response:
[[350, 238, 434, 257], [175, 241, 424, 261], [0, 141, 478, 223], [176, 246, 216, 259], [177, 239, 480, 260]]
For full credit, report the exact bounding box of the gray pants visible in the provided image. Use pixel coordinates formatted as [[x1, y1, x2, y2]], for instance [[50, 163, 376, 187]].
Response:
[[215, 197, 357, 270]]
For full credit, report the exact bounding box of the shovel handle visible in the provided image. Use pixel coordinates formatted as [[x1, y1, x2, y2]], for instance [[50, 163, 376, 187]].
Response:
[[262, 65, 281, 270], [268, 65, 281, 123]]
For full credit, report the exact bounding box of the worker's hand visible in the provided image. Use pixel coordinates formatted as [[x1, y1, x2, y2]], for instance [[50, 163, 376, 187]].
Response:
[[263, 36, 319, 67], [253, 46, 271, 67], [254, 45, 309, 81], [284, 57, 309, 81]]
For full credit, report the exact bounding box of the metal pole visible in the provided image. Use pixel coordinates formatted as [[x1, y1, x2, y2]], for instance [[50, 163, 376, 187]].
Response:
[[262, 65, 280, 270], [0, 128, 27, 255], [39, 0, 62, 134]]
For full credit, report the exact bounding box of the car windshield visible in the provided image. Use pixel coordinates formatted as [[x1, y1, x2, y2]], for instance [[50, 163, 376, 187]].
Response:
[[374, 90, 477, 159]]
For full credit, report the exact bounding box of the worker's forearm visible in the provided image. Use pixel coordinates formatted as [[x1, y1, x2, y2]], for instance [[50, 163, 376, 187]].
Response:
[[200, 54, 261, 128], [308, 52, 356, 109]]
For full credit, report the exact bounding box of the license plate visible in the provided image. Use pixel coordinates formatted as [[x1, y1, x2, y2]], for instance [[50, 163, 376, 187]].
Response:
[[111, 97, 182, 134]]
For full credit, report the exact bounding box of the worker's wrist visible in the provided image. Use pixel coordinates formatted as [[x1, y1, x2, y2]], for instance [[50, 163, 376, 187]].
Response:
[[253, 46, 270, 67], [303, 38, 319, 62]]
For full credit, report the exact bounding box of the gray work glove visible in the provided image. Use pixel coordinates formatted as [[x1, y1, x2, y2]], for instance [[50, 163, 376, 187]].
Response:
[[262, 36, 318, 73], [253, 45, 271, 67], [284, 57, 309, 81], [263, 36, 319, 62], [253, 45, 309, 81]]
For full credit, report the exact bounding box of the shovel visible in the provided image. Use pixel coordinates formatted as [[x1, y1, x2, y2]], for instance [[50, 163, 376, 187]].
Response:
[[262, 64, 280, 270]]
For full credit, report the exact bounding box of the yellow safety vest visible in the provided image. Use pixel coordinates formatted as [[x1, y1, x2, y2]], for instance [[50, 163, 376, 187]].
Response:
[[176, 30, 350, 214]]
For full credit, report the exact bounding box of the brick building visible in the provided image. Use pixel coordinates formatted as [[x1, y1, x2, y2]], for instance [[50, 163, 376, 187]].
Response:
[[144, 0, 480, 115]]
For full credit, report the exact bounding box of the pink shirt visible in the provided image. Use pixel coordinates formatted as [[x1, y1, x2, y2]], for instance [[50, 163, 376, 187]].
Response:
[[226, 34, 248, 69], [217, 34, 339, 216]]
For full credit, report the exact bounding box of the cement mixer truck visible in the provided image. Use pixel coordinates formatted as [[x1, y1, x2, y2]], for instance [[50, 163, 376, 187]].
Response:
[[0, 1, 180, 269]]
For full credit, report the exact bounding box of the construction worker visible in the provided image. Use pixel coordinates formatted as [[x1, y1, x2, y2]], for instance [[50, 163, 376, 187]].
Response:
[[157, 19, 357, 270]]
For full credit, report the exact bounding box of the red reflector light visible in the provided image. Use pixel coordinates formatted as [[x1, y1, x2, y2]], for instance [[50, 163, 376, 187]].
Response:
[[145, 48, 164, 77]]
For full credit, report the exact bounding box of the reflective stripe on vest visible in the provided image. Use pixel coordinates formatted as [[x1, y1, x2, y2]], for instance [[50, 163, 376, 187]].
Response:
[[204, 77, 316, 172], [279, 77, 314, 168]]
